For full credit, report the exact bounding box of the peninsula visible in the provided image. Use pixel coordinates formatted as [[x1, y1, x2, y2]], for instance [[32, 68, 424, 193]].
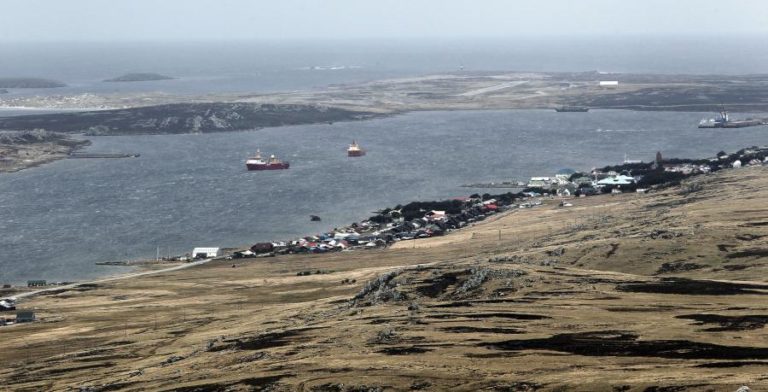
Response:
[[0, 130, 89, 173]]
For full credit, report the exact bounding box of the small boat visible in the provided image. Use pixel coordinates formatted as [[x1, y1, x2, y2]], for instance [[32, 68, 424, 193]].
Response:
[[310, 215, 322, 222], [347, 140, 366, 157], [246, 149, 290, 171]]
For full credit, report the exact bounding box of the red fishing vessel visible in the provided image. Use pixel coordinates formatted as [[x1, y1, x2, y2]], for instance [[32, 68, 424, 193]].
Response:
[[246, 149, 290, 170]]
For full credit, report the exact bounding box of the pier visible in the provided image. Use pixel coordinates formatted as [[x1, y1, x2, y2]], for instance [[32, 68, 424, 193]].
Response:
[[68, 152, 140, 159]]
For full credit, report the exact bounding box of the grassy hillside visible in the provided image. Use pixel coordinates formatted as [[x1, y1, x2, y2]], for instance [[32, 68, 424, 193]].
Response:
[[3, 167, 768, 391]]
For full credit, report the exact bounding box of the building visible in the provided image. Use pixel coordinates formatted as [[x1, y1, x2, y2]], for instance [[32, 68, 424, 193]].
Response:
[[27, 280, 46, 287], [191, 247, 220, 259], [0, 299, 15, 311], [597, 175, 635, 186], [16, 311, 35, 323], [527, 177, 554, 188], [599, 81, 619, 89]]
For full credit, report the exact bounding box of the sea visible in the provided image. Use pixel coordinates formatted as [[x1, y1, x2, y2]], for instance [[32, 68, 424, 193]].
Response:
[[1, 37, 768, 284]]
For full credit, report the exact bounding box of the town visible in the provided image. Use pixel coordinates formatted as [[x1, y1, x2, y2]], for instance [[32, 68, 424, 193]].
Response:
[[4, 144, 768, 328], [231, 146, 768, 257]]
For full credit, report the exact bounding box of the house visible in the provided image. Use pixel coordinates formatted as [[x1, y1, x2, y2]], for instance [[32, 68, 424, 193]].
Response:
[[0, 299, 15, 311], [527, 177, 553, 188], [191, 247, 220, 259], [16, 311, 35, 323], [597, 175, 635, 186], [27, 280, 46, 287], [424, 210, 447, 221], [250, 243, 274, 254], [557, 183, 577, 196]]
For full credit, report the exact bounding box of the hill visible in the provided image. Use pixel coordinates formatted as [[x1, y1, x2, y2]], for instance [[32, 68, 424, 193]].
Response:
[[2, 165, 768, 390], [0, 103, 382, 135]]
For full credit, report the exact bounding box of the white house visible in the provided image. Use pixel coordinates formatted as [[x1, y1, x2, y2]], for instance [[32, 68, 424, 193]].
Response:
[[597, 175, 635, 186], [599, 81, 619, 89], [192, 247, 220, 259]]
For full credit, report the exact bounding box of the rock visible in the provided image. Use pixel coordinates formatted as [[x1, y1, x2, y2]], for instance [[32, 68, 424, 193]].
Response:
[[410, 380, 432, 390], [160, 355, 184, 366]]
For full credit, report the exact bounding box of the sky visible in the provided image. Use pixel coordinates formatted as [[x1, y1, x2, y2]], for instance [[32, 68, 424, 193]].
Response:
[[0, 0, 766, 42]]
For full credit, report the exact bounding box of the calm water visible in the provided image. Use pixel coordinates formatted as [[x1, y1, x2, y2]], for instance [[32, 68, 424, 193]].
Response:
[[1, 109, 768, 284]]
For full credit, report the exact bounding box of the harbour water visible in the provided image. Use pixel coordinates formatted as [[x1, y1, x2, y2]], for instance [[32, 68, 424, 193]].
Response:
[[1, 109, 767, 284]]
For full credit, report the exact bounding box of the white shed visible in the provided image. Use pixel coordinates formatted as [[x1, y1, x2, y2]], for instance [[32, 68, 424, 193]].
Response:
[[599, 81, 619, 89], [192, 247, 220, 259]]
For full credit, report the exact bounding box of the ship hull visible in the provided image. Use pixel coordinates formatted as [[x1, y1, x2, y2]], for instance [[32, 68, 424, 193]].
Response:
[[699, 120, 763, 129], [247, 163, 290, 170], [347, 151, 366, 157]]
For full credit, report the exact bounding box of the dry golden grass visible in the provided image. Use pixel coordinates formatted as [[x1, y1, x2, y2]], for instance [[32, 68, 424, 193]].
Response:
[[3, 167, 768, 391]]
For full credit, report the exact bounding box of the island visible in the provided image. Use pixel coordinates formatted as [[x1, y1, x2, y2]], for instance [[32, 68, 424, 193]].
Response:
[[0, 77, 66, 88], [103, 73, 174, 82]]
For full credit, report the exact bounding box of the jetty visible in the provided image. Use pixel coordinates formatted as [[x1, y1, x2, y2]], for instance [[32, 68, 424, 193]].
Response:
[[68, 152, 140, 159]]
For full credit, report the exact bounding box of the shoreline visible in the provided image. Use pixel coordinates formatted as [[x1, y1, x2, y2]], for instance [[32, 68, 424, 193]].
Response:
[[3, 105, 767, 174], [4, 164, 768, 389], [7, 142, 766, 299], [9, 258, 213, 301]]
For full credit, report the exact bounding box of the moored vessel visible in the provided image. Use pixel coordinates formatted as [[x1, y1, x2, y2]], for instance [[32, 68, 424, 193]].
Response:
[[246, 149, 290, 170], [347, 140, 366, 157], [698, 108, 766, 129]]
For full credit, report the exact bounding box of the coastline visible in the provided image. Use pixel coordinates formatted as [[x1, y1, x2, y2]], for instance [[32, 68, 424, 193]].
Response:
[[2, 70, 768, 172], [4, 164, 768, 390], [0, 132, 90, 173], [9, 258, 213, 301], [7, 142, 766, 300]]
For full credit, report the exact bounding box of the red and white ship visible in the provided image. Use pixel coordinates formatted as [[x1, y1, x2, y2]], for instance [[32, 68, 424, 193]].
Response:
[[347, 140, 366, 157], [246, 149, 290, 171]]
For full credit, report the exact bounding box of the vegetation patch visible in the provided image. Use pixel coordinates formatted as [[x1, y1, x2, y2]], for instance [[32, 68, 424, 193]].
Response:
[[376, 346, 433, 355], [616, 278, 768, 295], [439, 326, 524, 334], [480, 330, 768, 359], [427, 312, 549, 320], [676, 314, 768, 331]]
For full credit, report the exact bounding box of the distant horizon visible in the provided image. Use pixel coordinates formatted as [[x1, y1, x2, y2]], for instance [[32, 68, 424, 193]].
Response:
[[2, 32, 768, 45]]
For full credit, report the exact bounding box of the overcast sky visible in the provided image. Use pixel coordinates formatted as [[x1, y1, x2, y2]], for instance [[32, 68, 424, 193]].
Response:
[[1, 0, 767, 42]]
